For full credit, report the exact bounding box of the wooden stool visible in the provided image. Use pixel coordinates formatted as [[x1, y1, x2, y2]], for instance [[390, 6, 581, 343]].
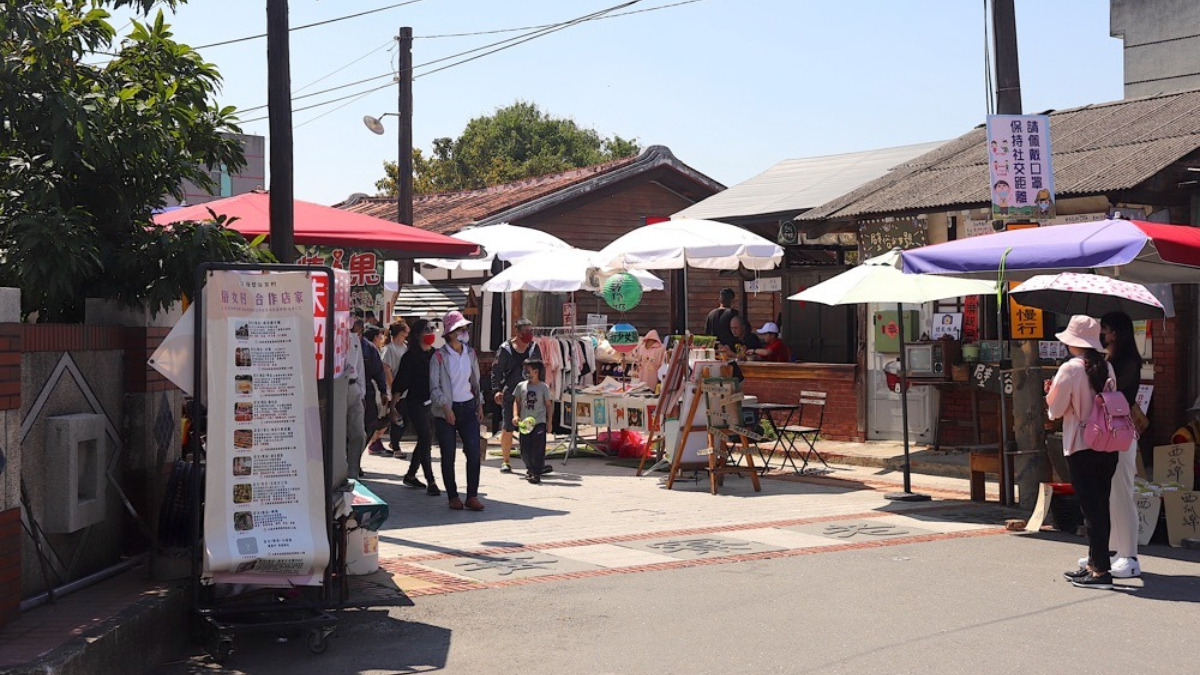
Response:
[[968, 445, 1008, 502]]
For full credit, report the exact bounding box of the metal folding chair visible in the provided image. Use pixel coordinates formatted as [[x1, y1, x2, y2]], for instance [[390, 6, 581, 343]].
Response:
[[781, 391, 828, 473]]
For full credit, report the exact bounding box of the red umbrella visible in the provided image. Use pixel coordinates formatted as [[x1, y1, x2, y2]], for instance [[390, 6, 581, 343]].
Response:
[[151, 191, 479, 259]]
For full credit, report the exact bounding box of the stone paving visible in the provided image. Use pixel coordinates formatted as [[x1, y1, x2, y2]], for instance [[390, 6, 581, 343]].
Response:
[[357, 445, 1016, 597]]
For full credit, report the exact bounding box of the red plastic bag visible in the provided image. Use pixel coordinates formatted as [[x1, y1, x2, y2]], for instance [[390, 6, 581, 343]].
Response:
[[616, 429, 649, 458]]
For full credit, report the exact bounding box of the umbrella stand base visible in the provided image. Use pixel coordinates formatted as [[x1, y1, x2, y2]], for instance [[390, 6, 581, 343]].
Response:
[[884, 491, 932, 502]]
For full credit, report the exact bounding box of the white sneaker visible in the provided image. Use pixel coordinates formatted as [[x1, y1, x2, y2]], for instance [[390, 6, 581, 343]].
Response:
[[1110, 557, 1141, 578]]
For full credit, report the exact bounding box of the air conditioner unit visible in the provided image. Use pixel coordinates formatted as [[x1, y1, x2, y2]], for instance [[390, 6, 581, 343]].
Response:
[[777, 220, 799, 245], [585, 267, 607, 291]]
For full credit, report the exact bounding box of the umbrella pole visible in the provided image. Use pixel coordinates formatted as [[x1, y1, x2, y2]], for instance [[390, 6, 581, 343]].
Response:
[[886, 303, 930, 502]]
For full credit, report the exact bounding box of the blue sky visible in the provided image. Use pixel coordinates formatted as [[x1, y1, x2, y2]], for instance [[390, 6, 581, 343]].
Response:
[[112, 0, 1124, 207]]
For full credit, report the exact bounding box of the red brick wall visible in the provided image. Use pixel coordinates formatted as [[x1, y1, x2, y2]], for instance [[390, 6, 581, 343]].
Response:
[[740, 362, 863, 441], [1150, 303, 1189, 445], [124, 327, 177, 393], [933, 385, 1003, 447], [0, 508, 19, 629], [0, 324, 20, 411]]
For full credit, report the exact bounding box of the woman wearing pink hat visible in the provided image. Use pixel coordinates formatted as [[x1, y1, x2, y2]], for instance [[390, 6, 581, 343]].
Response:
[[1046, 315, 1119, 590], [430, 310, 486, 511]]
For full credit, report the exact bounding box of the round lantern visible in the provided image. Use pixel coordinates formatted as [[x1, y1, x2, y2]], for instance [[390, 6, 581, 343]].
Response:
[[601, 272, 643, 312], [608, 322, 639, 353]]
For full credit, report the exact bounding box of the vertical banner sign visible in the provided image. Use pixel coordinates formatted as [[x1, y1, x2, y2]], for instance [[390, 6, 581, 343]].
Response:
[[311, 268, 352, 379], [987, 114, 1055, 223], [204, 270, 330, 585], [962, 296, 979, 343], [1008, 282, 1044, 339], [562, 302, 577, 329]]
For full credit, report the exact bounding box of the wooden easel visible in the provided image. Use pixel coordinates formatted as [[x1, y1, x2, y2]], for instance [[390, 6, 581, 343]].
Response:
[[637, 336, 691, 476], [666, 373, 762, 495]]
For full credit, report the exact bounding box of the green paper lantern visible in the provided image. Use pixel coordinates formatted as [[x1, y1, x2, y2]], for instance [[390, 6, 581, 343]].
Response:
[[608, 323, 639, 353], [601, 272, 643, 312]]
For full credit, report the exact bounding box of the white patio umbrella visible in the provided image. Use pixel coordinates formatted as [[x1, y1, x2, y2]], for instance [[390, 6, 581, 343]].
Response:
[[591, 218, 783, 271], [790, 251, 996, 500], [481, 248, 664, 293], [417, 223, 572, 271]]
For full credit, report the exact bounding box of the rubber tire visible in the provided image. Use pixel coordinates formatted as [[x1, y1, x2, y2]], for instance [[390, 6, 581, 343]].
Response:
[[211, 638, 233, 663], [307, 628, 329, 655]]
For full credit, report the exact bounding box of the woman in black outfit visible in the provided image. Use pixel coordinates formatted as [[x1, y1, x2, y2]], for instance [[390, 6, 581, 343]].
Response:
[[1097, 311, 1143, 577], [394, 319, 439, 495]]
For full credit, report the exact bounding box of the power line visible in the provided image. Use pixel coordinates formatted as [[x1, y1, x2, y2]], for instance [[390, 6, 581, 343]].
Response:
[[240, 82, 395, 124], [193, 0, 429, 50], [237, 0, 647, 122], [294, 38, 395, 94], [415, 0, 707, 39]]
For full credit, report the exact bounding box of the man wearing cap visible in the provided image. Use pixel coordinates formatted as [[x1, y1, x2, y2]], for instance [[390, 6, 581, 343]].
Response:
[[750, 322, 791, 363], [491, 317, 545, 474], [430, 310, 486, 511]]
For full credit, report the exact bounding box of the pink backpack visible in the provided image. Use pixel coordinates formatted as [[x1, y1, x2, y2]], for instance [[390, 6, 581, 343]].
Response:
[[1082, 378, 1138, 452]]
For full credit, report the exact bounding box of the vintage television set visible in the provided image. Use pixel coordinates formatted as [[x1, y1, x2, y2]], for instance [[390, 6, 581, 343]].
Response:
[[903, 340, 960, 379]]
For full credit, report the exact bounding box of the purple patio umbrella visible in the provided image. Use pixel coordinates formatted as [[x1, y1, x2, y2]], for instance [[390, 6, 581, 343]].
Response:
[[901, 219, 1200, 284]]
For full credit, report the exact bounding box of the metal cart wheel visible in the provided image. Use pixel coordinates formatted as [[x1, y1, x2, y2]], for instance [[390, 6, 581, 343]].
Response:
[[306, 627, 331, 655]]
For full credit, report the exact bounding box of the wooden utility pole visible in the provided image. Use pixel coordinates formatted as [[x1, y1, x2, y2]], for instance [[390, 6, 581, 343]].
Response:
[[397, 26, 414, 285], [266, 0, 295, 263], [992, 0, 1048, 509]]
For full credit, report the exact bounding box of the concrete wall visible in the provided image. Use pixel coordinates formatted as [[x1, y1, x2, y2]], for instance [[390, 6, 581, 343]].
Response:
[[1111, 0, 1200, 98]]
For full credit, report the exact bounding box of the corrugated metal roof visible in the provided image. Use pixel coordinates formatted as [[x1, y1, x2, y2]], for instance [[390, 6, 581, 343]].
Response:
[[393, 283, 471, 317], [798, 89, 1200, 222], [672, 141, 948, 221]]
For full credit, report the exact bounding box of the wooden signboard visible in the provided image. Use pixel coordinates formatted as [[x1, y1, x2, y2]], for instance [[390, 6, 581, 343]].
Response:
[[1163, 491, 1200, 547], [859, 219, 927, 258], [1153, 442, 1195, 490]]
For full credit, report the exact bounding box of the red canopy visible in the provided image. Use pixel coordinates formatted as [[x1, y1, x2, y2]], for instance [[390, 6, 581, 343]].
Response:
[[152, 192, 479, 259]]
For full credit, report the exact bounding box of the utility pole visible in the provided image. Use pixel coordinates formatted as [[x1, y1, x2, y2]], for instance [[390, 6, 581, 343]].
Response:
[[992, 0, 1048, 509], [266, 0, 295, 263], [397, 27, 414, 285]]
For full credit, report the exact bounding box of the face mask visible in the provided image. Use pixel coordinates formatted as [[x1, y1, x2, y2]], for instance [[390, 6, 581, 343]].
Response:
[[519, 331, 533, 341], [458, 331, 470, 345], [423, 333, 436, 346]]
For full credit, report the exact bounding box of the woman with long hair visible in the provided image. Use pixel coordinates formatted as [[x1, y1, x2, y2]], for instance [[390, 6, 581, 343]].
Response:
[[1094, 311, 1144, 578], [1047, 315, 1119, 590], [394, 318, 439, 495]]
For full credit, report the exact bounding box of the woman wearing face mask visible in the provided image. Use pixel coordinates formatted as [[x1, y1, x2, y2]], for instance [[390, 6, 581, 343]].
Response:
[[395, 318, 439, 496], [429, 310, 486, 511]]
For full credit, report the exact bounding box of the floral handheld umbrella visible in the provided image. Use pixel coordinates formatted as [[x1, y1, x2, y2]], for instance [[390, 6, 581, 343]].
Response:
[[1009, 273, 1165, 320]]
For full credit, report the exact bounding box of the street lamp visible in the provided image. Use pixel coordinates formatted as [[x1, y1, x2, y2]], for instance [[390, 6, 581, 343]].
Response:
[[362, 113, 398, 136]]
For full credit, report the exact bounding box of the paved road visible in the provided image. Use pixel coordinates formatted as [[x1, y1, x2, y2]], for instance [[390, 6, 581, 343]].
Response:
[[157, 452, 1200, 674]]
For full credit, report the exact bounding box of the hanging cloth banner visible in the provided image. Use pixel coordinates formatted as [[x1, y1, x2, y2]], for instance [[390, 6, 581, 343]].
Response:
[[203, 270, 330, 586]]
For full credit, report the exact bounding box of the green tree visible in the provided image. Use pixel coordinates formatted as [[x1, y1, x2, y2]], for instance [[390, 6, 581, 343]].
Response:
[[0, 0, 269, 321], [375, 101, 641, 196]]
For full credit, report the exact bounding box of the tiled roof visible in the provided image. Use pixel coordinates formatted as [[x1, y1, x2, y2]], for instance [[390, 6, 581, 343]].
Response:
[[672, 140, 948, 222], [336, 145, 723, 234], [798, 89, 1200, 222]]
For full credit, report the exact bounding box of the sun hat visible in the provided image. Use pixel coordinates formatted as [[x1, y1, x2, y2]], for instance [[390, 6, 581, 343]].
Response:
[[756, 322, 780, 335], [1055, 315, 1104, 351], [442, 310, 471, 336]]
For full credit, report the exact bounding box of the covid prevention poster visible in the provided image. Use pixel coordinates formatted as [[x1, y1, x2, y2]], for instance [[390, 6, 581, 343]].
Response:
[[203, 270, 329, 586]]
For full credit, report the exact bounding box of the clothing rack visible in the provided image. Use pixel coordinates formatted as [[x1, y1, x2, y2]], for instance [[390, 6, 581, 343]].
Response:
[[527, 326, 610, 463]]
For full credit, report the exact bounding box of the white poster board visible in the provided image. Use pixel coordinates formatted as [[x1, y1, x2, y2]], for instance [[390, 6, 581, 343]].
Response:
[[1136, 493, 1162, 546], [931, 313, 962, 340], [204, 270, 330, 586]]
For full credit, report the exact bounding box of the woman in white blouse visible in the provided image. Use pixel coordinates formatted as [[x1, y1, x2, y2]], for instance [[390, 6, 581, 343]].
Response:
[[1046, 315, 1119, 590]]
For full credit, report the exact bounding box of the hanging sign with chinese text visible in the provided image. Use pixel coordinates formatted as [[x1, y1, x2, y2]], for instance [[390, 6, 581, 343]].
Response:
[[1008, 282, 1044, 339], [987, 114, 1056, 223], [297, 246, 384, 316], [859, 219, 927, 258]]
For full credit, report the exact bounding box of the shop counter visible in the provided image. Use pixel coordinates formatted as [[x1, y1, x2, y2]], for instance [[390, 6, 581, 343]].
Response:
[[738, 362, 862, 442]]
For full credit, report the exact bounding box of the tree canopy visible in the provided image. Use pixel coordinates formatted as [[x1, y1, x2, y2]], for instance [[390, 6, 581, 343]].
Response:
[[376, 101, 641, 196], [1, 0, 267, 321]]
